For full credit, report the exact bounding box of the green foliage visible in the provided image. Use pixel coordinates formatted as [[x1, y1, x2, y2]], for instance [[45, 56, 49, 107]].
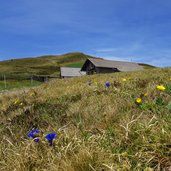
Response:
[[139, 102, 153, 110], [155, 97, 165, 106], [64, 61, 84, 68]]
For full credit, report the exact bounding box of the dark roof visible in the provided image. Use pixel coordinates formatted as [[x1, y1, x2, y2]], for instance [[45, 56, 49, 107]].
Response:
[[81, 58, 143, 72], [60, 67, 86, 77]]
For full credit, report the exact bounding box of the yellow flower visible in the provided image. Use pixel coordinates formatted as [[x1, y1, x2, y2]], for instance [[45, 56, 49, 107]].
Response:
[[156, 85, 166, 91], [19, 103, 23, 106], [14, 99, 20, 105], [29, 92, 35, 97], [144, 93, 148, 97], [122, 78, 127, 82], [121, 152, 128, 157], [135, 98, 142, 104], [94, 82, 98, 86], [169, 78, 171, 81]]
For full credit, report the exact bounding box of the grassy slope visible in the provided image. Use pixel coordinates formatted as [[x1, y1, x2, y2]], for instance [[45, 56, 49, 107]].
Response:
[[0, 80, 42, 91], [0, 52, 91, 80], [0, 67, 171, 170], [138, 63, 156, 69], [64, 61, 85, 68]]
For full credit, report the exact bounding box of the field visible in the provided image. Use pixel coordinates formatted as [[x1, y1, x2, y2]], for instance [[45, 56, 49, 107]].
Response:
[[0, 67, 171, 171]]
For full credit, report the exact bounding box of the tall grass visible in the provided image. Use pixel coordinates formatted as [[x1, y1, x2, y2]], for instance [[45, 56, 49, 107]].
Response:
[[0, 68, 171, 170], [0, 80, 42, 91]]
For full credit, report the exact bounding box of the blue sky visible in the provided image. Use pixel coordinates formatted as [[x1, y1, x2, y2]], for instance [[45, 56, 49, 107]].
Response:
[[0, 0, 171, 67]]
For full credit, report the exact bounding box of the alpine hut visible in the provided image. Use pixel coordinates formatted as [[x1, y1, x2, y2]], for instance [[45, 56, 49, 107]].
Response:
[[81, 58, 143, 74], [60, 67, 86, 78]]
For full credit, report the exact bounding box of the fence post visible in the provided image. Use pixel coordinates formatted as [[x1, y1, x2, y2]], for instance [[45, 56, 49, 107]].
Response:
[[31, 76, 33, 85], [4, 75, 7, 89]]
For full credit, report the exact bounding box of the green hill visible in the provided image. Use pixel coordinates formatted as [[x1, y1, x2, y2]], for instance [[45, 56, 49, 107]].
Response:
[[0, 52, 91, 80], [138, 63, 156, 69], [0, 67, 171, 170]]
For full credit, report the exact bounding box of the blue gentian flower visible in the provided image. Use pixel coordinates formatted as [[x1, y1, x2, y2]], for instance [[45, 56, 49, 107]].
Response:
[[28, 129, 40, 139], [45, 133, 57, 146], [33, 138, 40, 143], [105, 82, 110, 88], [28, 129, 40, 143]]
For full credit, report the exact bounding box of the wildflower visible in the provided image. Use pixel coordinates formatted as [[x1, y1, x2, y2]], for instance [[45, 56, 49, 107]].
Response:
[[127, 77, 132, 80], [29, 92, 35, 97], [105, 82, 110, 88], [169, 78, 171, 81], [135, 97, 142, 104], [140, 93, 148, 98], [156, 85, 166, 91], [19, 102, 23, 106], [122, 78, 127, 82], [121, 151, 128, 157], [45, 133, 57, 146], [144, 93, 148, 97], [28, 129, 40, 143], [14, 99, 20, 105]]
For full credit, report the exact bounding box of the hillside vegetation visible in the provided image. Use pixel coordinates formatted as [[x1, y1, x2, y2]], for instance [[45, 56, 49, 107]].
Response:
[[0, 52, 90, 80], [0, 52, 155, 81], [0, 67, 171, 171]]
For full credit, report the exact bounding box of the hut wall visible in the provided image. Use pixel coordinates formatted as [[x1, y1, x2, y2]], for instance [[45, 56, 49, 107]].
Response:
[[32, 76, 47, 82], [86, 62, 96, 74], [82, 60, 119, 74], [96, 67, 119, 73]]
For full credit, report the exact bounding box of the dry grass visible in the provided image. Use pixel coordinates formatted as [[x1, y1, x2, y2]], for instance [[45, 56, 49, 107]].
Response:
[[0, 68, 171, 170]]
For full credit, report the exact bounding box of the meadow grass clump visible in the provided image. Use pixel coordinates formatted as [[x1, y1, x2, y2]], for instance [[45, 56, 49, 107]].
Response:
[[0, 67, 171, 170]]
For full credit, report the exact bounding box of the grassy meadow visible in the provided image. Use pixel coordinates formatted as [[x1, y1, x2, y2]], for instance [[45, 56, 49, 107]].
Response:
[[0, 67, 171, 171], [0, 80, 42, 91]]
